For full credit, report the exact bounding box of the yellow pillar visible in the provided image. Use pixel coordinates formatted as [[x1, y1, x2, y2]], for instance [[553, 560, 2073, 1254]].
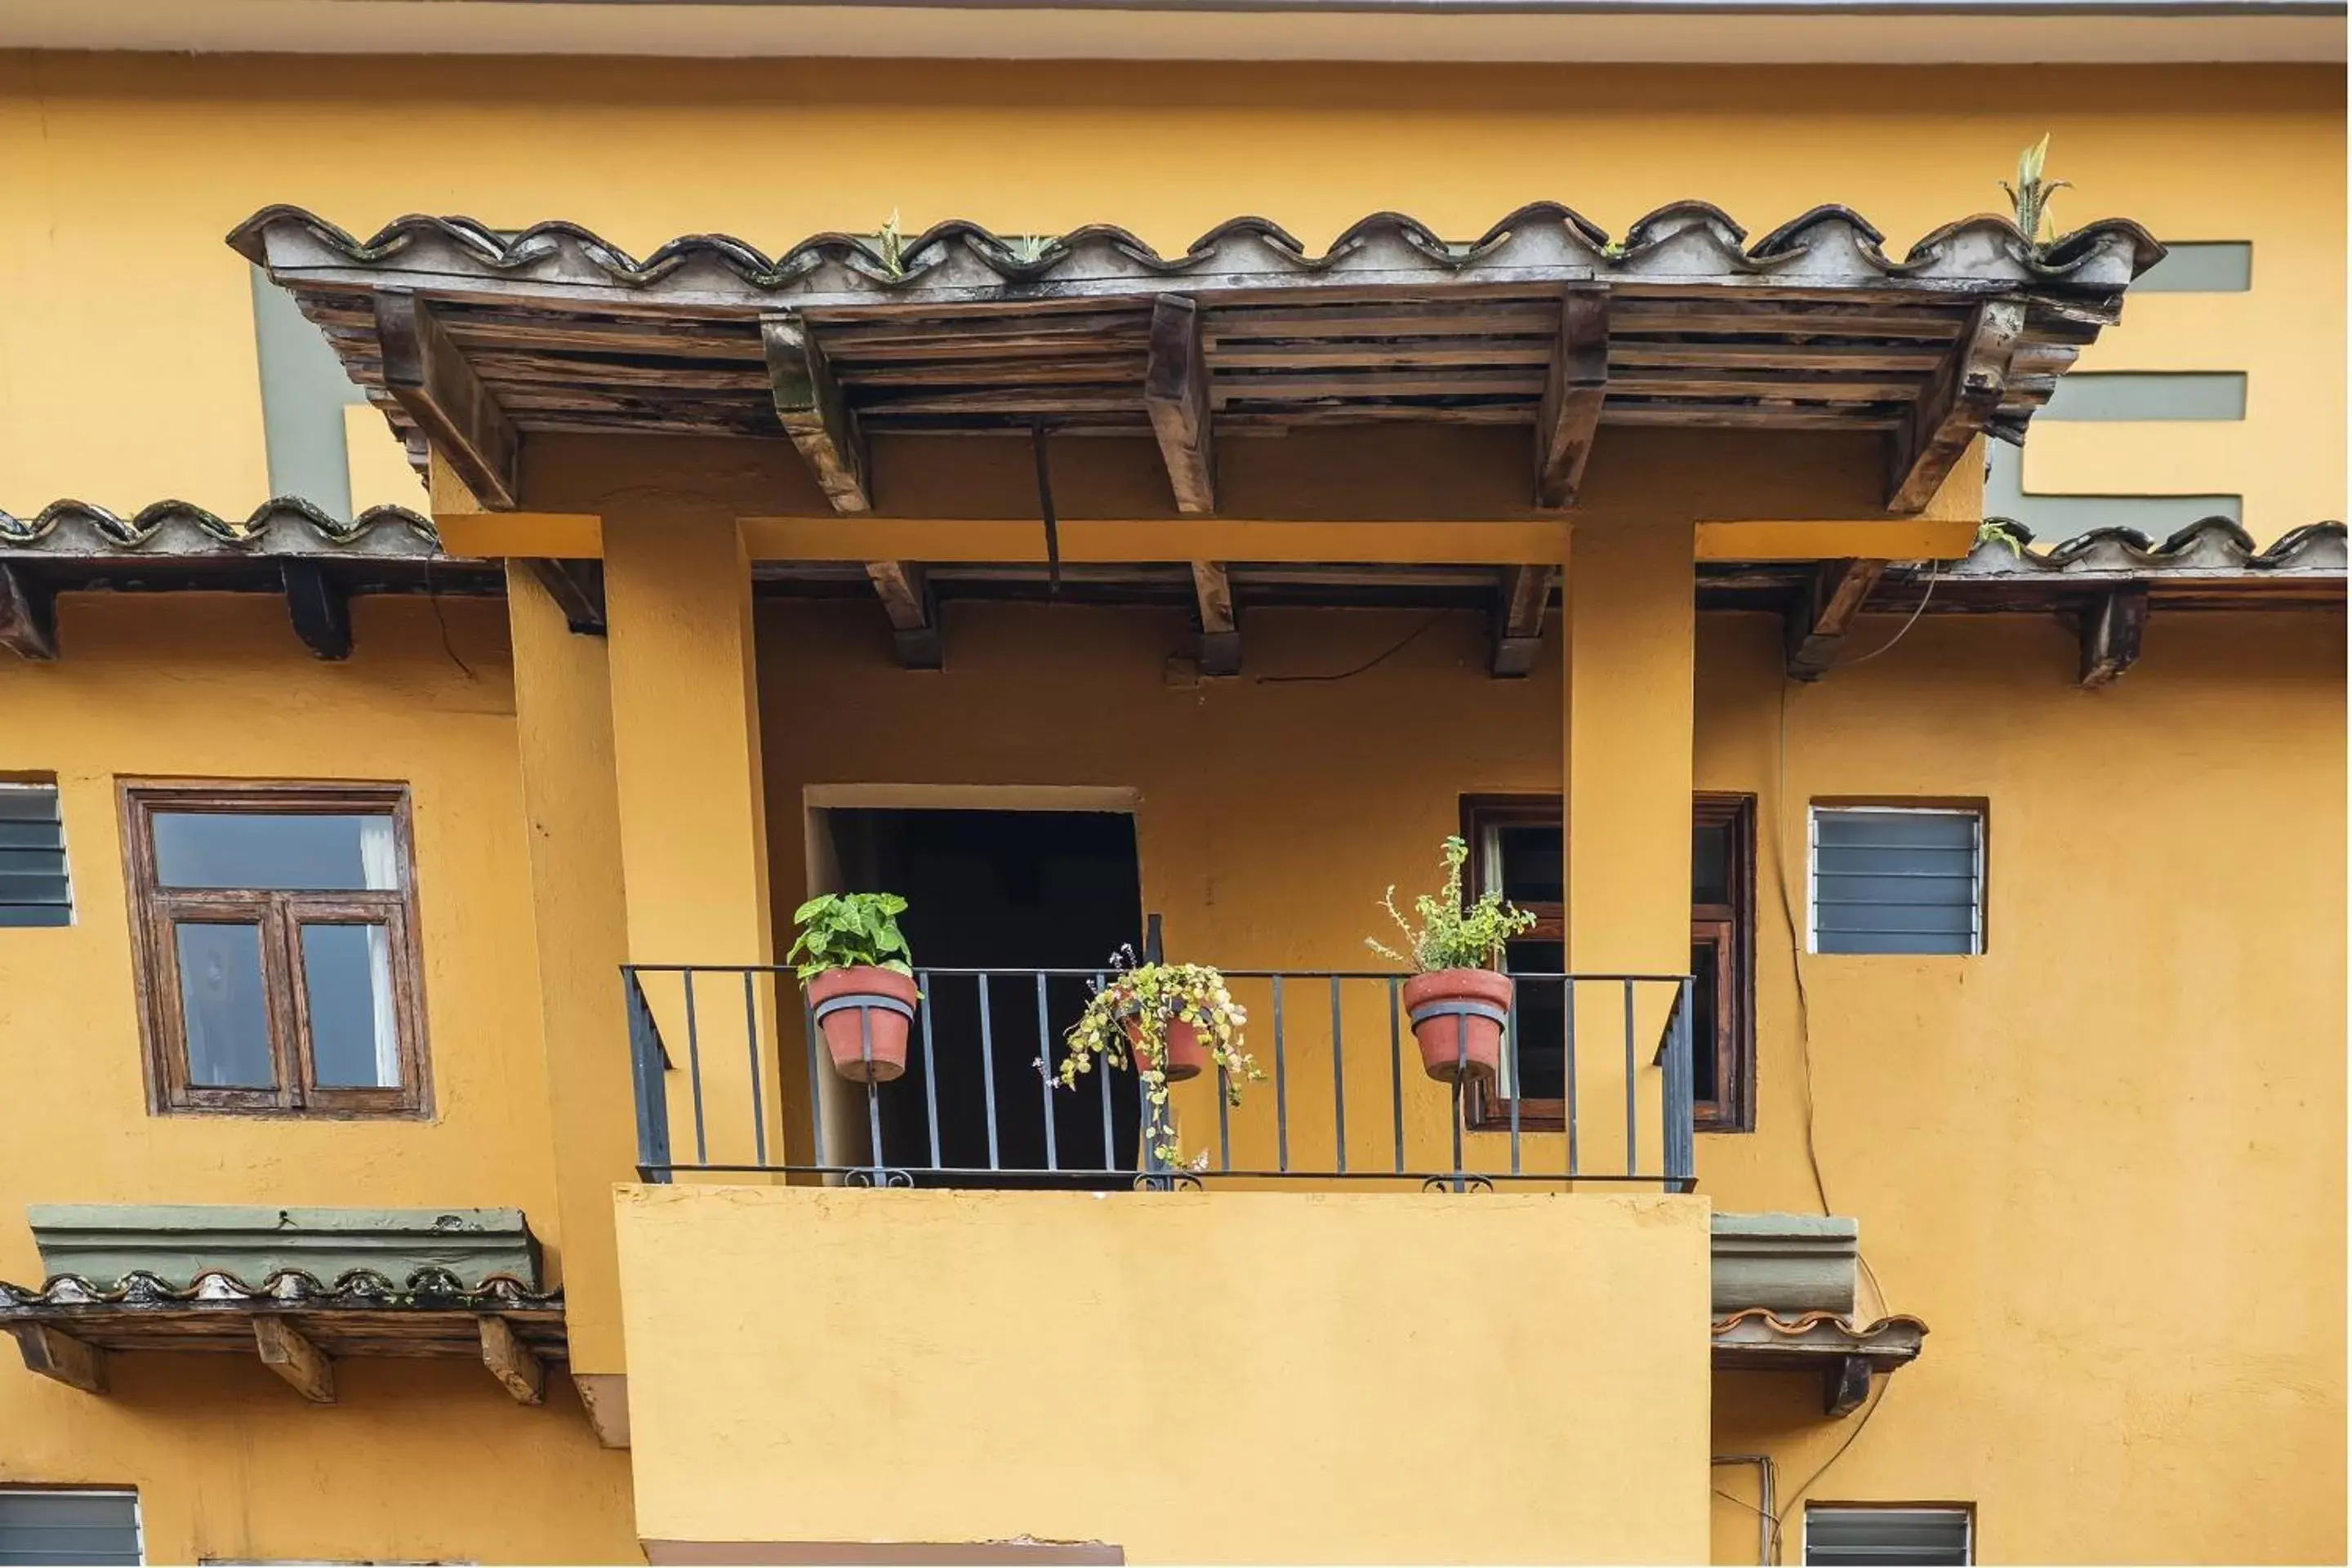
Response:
[[505, 563, 635, 1409], [603, 504, 782, 1175], [1562, 519, 1697, 1181]]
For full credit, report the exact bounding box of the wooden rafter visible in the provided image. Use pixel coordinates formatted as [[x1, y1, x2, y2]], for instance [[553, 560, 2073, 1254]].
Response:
[[0, 563, 57, 660], [1490, 564, 1553, 677], [1887, 299, 2025, 514], [2078, 585, 2149, 688], [1191, 559, 1239, 677], [254, 1316, 336, 1403], [1784, 559, 1890, 681], [478, 1315, 547, 1405], [1824, 1355, 1874, 1418], [280, 560, 351, 661], [1146, 296, 1215, 514], [763, 312, 871, 514], [865, 560, 942, 669], [376, 292, 520, 511], [11, 1324, 106, 1394], [527, 559, 608, 636], [1533, 290, 1609, 509]]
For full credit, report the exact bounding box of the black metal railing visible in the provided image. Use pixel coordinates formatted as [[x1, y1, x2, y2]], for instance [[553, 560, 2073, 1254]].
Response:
[[623, 959, 1697, 1193]]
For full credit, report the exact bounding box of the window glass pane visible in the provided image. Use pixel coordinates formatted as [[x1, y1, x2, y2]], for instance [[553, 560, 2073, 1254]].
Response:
[[1500, 938, 1565, 1101], [1689, 938, 1720, 1104], [1495, 825, 1562, 904], [154, 812, 397, 892], [1692, 821, 1732, 905], [174, 923, 274, 1087], [0, 1490, 143, 1567], [302, 923, 400, 1088]]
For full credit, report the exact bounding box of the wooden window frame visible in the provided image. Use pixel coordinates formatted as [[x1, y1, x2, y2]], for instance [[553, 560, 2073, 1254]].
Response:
[[1459, 792, 1753, 1135], [120, 781, 430, 1119]]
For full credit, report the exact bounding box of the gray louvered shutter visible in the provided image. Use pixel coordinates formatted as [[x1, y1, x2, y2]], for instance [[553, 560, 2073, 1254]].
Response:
[[0, 784, 72, 927], [1804, 1506, 1971, 1566], [0, 1491, 141, 1566], [1811, 808, 1981, 956]]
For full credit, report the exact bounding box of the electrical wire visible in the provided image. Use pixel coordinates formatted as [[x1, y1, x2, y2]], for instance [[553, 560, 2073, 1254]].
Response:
[[1254, 611, 1450, 684], [1769, 1378, 1893, 1564], [1832, 559, 1940, 670], [421, 558, 476, 682]]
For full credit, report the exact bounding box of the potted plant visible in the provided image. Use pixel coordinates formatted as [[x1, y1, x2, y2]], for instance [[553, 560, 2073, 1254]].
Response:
[[787, 892, 919, 1083], [1057, 947, 1259, 1169], [1368, 835, 1538, 1085]]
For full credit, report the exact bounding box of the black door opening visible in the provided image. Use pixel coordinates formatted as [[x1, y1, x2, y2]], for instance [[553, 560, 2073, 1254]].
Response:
[[823, 808, 1144, 1185]]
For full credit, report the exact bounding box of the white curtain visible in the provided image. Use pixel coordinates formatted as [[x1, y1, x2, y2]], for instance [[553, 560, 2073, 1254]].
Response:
[[357, 817, 401, 1086]]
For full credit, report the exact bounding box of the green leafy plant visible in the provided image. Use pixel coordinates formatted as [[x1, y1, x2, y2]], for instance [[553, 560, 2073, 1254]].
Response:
[[875, 208, 908, 280], [2000, 134, 2071, 246], [1057, 949, 1259, 1169], [1367, 835, 1537, 973], [786, 892, 914, 982]]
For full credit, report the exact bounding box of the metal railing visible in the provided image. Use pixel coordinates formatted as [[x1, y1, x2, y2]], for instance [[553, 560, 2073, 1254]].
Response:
[[623, 957, 1698, 1193]]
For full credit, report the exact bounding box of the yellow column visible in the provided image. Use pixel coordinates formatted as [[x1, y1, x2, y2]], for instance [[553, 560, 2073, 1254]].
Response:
[[505, 564, 635, 1419], [1563, 519, 1697, 1181], [603, 504, 783, 1175]]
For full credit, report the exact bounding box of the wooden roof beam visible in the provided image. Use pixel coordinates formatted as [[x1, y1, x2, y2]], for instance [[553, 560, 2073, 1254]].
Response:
[[479, 1314, 547, 1405], [866, 560, 942, 669], [1146, 296, 1215, 514], [1784, 558, 1889, 681], [1533, 290, 1609, 510], [2078, 584, 2149, 688], [1490, 564, 1553, 677], [1191, 559, 1239, 677], [1887, 299, 2024, 514], [254, 1316, 336, 1403], [11, 1324, 106, 1394], [527, 559, 608, 636], [0, 564, 57, 660], [281, 560, 351, 661], [764, 312, 871, 514], [376, 292, 520, 512]]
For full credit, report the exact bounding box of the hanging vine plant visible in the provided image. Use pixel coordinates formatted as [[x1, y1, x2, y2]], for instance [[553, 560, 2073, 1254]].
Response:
[[1056, 948, 1259, 1170]]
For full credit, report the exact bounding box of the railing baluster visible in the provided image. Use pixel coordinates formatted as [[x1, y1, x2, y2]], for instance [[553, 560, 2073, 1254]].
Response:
[[1272, 973, 1290, 1173], [1094, 972, 1114, 1173], [978, 972, 1001, 1171], [1036, 971, 1059, 1172], [803, 988, 827, 1171], [623, 969, 672, 1181], [1329, 974, 1347, 1175], [862, 1003, 885, 1178], [920, 973, 942, 1173], [744, 969, 766, 1169], [1217, 1056, 1232, 1174], [1450, 1008, 1465, 1191], [1565, 977, 1579, 1179], [1388, 978, 1405, 1175], [1507, 980, 1521, 1177], [683, 970, 707, 1166], [1622, 977, 1637, 1178]]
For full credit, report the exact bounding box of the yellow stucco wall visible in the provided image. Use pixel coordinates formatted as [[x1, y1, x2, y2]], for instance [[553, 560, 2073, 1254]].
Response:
[[0, 593, 639, 1563], [614, 1183, 1713, 1563], [0, 55, 2339, 538]]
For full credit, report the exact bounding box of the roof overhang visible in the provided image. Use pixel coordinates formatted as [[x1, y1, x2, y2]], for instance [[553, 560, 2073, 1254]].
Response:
[[1712, 1307, 1929, 1417], [229, 202, 2163, 524]]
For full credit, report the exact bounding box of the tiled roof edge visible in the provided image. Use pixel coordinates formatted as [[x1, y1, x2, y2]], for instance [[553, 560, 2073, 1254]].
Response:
[[227, 202, 2165, 292], [1712, 1307, 1929, 1338], [0, 1267, 559, 1310], [1954, 517, 2348, 578], [0, 497, 442, 555]]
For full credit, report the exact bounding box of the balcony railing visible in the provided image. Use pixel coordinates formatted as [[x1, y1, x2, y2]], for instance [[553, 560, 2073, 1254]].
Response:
[[621, 964, 1696, 1192]]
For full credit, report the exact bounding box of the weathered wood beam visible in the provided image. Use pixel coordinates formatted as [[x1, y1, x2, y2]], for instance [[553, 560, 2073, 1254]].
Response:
[[11, 1324, 107, 1394], [0, 564, 58, 660], [1824, 1355, 1873, 1418], [573, 1372, 631, 1448], [1146, 296, 1215, 514], [1887, 298, 2025, 514], [376, 292, 520, 511], [1490, 564, 1553, 677], [865, 561, 942, 669], [2078, 584, 2149, 689], [478, 1315, 547, 1406], [1784, 559, 1890, 681], [527, 559, 608, 636], [763, 312, 871, 514], [1533, 290, 1610, 509], [280, 560, 351, 661], [253, 1316, 336, 1403], [1191, 559, 1239, 677]]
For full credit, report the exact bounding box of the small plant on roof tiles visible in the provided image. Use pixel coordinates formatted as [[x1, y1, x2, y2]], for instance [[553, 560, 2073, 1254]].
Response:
[[875, 208, 908, 280], [2001, 134, 2072, 247], [786, 892, 915, 982], [1366, 834, 1537, 973], [1055, 944, 1259, 1171]]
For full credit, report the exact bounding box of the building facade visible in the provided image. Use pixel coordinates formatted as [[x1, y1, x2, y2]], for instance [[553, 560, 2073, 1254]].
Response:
[[0, 11, 2343, 1565]]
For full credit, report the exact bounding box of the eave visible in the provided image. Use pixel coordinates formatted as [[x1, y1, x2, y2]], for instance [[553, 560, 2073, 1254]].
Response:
[[1711, 1307, 1930, 1417]]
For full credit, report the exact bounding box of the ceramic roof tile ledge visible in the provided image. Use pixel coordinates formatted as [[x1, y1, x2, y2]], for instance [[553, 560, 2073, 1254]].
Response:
[[0, 497, 443, 559]]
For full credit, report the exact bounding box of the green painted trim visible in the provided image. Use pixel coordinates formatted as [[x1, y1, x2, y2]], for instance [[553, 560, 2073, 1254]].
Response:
[[27, 1204, 541, 1290], [1711, 1210, 1858, 1315], [250, 264, 368, 519]]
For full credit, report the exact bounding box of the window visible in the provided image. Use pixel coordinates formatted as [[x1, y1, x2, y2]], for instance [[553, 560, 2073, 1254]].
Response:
[[1803, 1505, 1972, 1566], [0, 1488, 142, 1566], [1810, 806, 1984, 956], [0, 782, 71, 927], [122, 783, 428, 1116], [1460, 794, 1753, 1133]]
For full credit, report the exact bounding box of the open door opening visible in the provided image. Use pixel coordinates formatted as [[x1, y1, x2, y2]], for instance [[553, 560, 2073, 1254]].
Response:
[[823, 808, 1144, 1185]]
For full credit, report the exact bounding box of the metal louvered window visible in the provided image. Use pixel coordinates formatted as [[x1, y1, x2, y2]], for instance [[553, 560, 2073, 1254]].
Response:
[[0, 782, 72, 927], [0, 1489, 142, 1566], [1804, 1505, 1971, 1566], [1810, 807, 1983, 956]]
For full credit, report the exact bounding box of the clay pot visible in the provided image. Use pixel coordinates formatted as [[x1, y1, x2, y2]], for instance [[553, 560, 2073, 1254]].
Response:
[[808, 965, 920, 1084], [1402, 969, 1515, 1085], [1120, 1013, 1206, 1082]]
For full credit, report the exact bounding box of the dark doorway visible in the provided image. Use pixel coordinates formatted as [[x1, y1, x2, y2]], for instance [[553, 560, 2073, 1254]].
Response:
[[825, 808, 1144, 1183]]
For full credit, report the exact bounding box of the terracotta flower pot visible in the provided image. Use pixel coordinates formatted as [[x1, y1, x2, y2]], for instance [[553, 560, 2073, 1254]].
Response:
[[1120, 1013, 1206, 1082], [1402, 968, 1515, 1085], [808, 965, 920, 1084]]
